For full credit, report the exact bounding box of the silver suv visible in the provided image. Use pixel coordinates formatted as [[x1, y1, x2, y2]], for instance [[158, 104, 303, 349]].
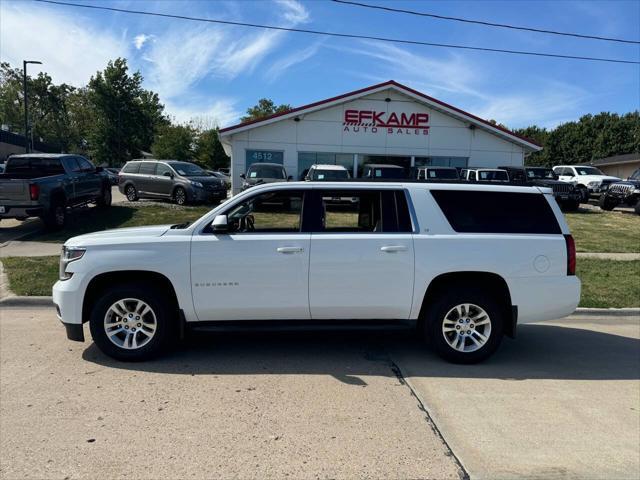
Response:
[[118, 160, 227, 205]]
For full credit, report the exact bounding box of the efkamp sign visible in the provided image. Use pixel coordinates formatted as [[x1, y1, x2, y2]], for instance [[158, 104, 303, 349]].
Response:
[[343, 109, 430, 135]]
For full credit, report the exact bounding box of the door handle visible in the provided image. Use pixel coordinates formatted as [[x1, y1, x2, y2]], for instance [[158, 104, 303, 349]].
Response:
[[277, 246, 304, 254], [380, 245, 407, 253]]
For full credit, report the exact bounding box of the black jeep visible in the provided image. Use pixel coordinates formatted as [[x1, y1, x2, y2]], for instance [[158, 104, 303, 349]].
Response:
[[499, 166, 581, 211], [599, 168, 640, 215]]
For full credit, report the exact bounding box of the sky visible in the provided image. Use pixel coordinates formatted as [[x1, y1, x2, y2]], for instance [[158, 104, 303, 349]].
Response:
[[1, 0, 639, 130]]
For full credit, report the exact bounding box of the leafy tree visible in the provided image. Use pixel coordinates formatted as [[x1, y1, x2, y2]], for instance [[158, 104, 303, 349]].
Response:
[[194, 128, 230, 170], [151, 124, 195, 161], [87, 58, 168, 166], [240, 98, 291, 122]]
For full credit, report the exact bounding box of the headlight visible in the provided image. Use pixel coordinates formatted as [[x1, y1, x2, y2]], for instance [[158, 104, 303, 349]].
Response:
[[587, 181, 600, 188], [59, 246, 85, 280], [190, 181, 203, 188]]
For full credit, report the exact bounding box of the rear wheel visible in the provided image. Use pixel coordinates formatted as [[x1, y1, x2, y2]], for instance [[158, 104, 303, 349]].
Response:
[[89, 284, 175, 361], [125, 184, 138, 202], [423, 287, 504, 364], [173, 187, 187, 205], [42, 200, 66, 230]]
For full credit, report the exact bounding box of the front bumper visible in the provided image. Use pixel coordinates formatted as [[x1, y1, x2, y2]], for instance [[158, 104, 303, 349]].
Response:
[[53, 275, 86, 342], [554, 191, 581, 203]]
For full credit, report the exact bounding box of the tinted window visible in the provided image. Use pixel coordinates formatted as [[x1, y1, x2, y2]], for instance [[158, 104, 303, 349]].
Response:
[[5, 157, 65, 175], [575, 166, 603, 176], [139, 162, 157, 175], [156, 163, 173, 176], [247, 164, 286, 179], [428, 168, 458, 179], [311, 169, 349, 180], [479, 170, 508, 181], [77, 157, 94, 172], [526, 168, 556, 179], [122, 162, 140, 174], [169, 162, 206, 177], [431, 190, 561, 234], [224, 190, 303, 233]]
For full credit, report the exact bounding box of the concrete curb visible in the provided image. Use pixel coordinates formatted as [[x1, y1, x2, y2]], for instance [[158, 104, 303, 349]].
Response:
[[0, 296, 53, 307], [574, 307, 640, 316]]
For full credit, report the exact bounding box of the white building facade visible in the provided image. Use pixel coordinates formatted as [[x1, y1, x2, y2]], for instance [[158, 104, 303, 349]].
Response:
[[219, 81, 541, 194]]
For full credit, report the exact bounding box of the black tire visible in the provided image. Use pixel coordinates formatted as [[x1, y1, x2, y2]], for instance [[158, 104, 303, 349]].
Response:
[[125, 184, 138, 202], [561, 200, 580, 212], [96, 186, 112, 208], [598, 194, 616, 211], [634, 199, 640, 215], [173, 187, 187, 205], [423, 287, 504, 364], [89, 283, 176, 361], [577, 186, 589, 203], [42, 200, 66, 231]]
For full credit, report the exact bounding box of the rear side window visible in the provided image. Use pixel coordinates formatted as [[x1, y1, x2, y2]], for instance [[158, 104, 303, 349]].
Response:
[[430, 190, 561, 234], [138, 162, 157, 175], [122, 162, 140, 174], [5, 157, 65, 175]]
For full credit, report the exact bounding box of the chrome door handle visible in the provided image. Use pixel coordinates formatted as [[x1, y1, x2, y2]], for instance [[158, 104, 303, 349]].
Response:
[[277, 246, 304, 254], [380, 245, 407, 253]]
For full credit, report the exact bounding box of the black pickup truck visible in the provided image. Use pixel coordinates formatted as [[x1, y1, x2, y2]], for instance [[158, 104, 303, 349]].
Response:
[[599, 168, 640, 215], [0, 154, 112, 229], [499, 166, 581, 211]]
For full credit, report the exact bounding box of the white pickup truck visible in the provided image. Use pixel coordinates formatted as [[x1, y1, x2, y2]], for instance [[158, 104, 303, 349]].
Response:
[[53, 181, 581, 363], [553, 165, 621, 201]]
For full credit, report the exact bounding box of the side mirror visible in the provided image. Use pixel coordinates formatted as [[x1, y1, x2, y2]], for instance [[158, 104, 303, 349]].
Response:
[[211, 214, 229, 232], [287, 175, 293, 181], [163, 171, 174, 178], [240, 173, 246, 179]]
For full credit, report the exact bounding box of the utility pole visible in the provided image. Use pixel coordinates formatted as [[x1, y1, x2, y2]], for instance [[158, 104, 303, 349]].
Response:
[[22, 60, 42, 153]]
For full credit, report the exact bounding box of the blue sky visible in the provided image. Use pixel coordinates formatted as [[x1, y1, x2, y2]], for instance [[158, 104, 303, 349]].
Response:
[[2, 0, 638, 129]]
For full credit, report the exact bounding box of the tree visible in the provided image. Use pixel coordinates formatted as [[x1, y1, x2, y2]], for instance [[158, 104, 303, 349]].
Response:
[[194, 128, 230, 170], [87, 58, 168, 166], [240, 98, 291, 122], [151, 124, 195, 161]]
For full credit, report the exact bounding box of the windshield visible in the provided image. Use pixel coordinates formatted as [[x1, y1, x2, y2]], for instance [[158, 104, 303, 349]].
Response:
[[575, 166, 604, 176], [248, 165, 286, 179], [5, 157, 65, 175], [479, 170, 509, 181], [169, 162, 206, 177], [428, 169, 459, 179], [526, 168, 556, 179], [311, 169, 349, 180]]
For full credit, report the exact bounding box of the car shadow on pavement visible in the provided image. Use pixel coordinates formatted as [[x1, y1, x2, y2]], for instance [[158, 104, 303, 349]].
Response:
[[81, 323, 640, 383]]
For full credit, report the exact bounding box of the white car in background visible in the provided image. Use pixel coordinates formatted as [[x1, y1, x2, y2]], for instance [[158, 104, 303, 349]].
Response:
[[304, 164, 351, 181], [461, 168, 510, 182], [553, 165, 620, 202]]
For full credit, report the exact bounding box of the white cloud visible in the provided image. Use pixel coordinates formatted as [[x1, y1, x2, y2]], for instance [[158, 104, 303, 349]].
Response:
[[164, 98, 241, 127], [0, 2, 129, 86], [275, 0, 310, 23], [133, 34, 154, 50], [265, 41, 323, 81]]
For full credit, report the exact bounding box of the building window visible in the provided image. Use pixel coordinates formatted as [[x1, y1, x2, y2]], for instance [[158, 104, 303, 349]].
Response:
[[358, 155, 411, 178], [415, 156, 469, 168], [297, 152, 354, 180]]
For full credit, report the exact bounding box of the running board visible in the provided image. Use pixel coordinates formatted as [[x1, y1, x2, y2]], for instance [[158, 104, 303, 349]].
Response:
[[187, 319, 417, 333]]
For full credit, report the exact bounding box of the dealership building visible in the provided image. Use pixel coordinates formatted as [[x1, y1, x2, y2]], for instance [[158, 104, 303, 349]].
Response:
[[219, 80, 541, 194]]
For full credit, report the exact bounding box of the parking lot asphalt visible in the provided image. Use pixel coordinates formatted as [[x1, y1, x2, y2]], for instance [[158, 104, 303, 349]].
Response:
[[1, 309, 638, 479]]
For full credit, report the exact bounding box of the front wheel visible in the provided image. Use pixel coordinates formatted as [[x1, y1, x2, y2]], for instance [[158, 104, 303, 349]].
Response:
[[173, 187, 187, 205], [598, 194, 616, 211], [577, 186, 590, 203], [424, 288, 504, 364], [635, 199, 640, 215], [89, 284, 176, 361]]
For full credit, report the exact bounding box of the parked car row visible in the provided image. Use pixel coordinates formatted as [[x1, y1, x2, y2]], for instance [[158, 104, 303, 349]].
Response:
[[598, 168, 640, 214]]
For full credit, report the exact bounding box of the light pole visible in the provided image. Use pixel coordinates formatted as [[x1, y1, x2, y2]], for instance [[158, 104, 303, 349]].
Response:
[[23, 60, 42, 153]]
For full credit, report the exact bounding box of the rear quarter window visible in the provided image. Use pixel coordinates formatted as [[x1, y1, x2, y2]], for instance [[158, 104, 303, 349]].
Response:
[[430, 190, 561, 234], [122, 162, 140, 174]]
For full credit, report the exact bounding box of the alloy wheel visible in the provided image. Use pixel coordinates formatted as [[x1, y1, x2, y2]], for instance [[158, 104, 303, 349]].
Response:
[[103, 298, 157, 350], [441, 303, 492, 353]]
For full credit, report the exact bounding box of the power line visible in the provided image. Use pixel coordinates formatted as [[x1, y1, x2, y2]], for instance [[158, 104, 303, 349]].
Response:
[[35, 0, 640, 65], [332, 0, 640, 45]]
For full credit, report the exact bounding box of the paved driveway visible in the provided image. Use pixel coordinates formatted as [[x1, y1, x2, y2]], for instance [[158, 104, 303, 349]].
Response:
[[1, 308, 638, 479]]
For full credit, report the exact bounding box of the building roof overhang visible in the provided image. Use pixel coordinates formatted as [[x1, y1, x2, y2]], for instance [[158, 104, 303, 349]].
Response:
[[219, 80, 542, 152]]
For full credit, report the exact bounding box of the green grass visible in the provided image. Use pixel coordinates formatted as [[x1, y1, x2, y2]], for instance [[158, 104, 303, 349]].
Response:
[[2, 256, 59, 296], [28, 204, 212, 243], [3, 256, 638, 309], [565, 209, 640, 253], [576, 259, 640, 308]]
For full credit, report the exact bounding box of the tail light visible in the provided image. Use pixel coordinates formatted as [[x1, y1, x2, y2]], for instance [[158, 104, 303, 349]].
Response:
[[29, 183, 40, 201], [564, 234, 576, 276]]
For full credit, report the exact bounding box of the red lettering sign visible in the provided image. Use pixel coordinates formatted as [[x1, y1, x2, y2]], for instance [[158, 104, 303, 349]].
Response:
[[343, 110, 429, 128]]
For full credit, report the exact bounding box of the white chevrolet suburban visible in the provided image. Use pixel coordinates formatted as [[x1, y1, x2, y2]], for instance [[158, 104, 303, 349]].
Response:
[[53, 181, 581, 364]]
